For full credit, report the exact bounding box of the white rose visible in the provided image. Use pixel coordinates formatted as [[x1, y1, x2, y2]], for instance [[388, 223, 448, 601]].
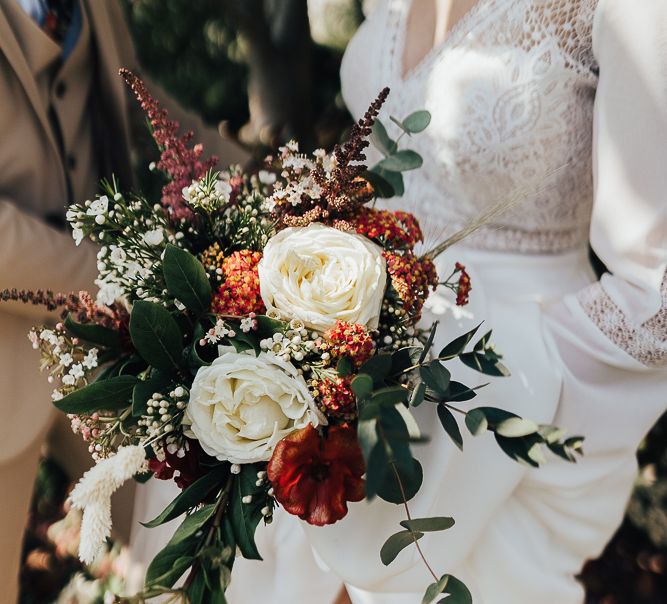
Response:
[[258, 223, 387, 331], [185, 348, 325, 464]]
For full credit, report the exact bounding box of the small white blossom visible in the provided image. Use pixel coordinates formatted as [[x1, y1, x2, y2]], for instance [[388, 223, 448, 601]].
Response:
[[59, 352, 73, 367], [72, 228, 85, 246], [143, 228, 164, 246], [86, 195, 109, 217], [83, 349, 99, 370], [258, 170, 277, 185]]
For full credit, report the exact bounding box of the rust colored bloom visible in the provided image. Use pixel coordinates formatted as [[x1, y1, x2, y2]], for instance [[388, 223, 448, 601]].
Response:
[[455, 262, 472, 306], [267, 424, 365, 526], [323, 321, 375, 367], [314, 377, 357, 421], [211, 250, 265, 316], [384, 251, 439, 318], [349, 208, 424, 249]]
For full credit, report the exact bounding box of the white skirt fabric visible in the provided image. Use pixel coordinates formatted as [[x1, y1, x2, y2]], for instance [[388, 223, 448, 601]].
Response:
[[306, 245, 653, 604]]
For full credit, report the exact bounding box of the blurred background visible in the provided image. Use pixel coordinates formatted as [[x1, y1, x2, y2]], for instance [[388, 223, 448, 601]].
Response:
[[17, 1, 667, 602]]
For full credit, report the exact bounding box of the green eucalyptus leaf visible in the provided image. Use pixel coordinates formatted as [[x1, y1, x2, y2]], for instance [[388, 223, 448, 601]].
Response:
[[365, 441, 389, 500], [475, 407, 518, 426], [130, 300, 184, 371], [363, 169, 398, 198], [409, 382, 426, 407], [377, 458, 423, 504], [162, 244, 212, 315], [360, 354, 393, 385], [142, 465, 227, 528], [380, 529, 423, 566], [351, 374, 374, 400], [423, 574, 451, 604], [400, 517, 455, 533], [64, 314, 121, 350], [446, 381, 485, 402], [442, 575, 473, 604], [402, 110, 431, 133], [419, 361, 451, 398], [459, 351, 510, 377], [437, 405, 463, 451], [357, 418, 379, 462], [371, 386, 409, 407], [438, 323, 482, 360], [370, 120, 397, 156], [465, 408, 488, 436], [54, 375, 137, 414], [337, 356, 353, 377], [418, 321, 439, 363], [494, 433, 541, 468], [376, 150, 423, 172], [495, 417, 539, 438]]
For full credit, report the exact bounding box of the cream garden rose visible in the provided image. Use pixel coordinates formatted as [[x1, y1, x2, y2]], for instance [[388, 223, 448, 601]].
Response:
[[184, 348, 324, 464], [258, 223, 387, 331]]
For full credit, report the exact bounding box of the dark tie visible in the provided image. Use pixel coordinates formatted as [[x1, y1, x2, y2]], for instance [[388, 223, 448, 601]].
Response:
[[42, 0, 74, 44]]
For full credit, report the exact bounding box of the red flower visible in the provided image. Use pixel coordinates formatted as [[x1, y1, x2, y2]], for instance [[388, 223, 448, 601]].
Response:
[[314, 377, 357, 421], [149, 439, 210, 490], [454, 262, 472, 306], [267, 424, 365, 526], [350, 208, 424, 249], [384, 251, 439, 318], [323, 321, 375, 367]]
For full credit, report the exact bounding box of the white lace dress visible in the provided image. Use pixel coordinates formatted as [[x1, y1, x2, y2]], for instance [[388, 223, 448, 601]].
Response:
[[301, 1, 667, 603]]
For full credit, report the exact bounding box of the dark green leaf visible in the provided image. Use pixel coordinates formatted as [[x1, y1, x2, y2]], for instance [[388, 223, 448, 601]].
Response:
[[365, 441, 389, 500], [145, 542, 194, 589], [400, 517, 455, 533], [254, 315, 288, 339], [64, 314, 121, 350], [380, 529, 423, 566], [360, 354, 393, 385], [377, 458, 423, 504], [357, 418, 379, 462], [420, 361, 451, 397], [496, 417, 539, 438], [474, 330, 493, 352], [442, 575, 473, 604], [363, 168, 399, 198], [370, 120, 397, 156], [143, 465, 227, 528], [460, 351, 510, 377], [132, 371, 172, 417], [391, 346, 420, 374], [376, 150, 423, 172], [54, 375, 137, 414], [130, 301, 184, 371], [351, 374, 374, 400], [438, 323, 482, 360], [337, 356, 353, 377], [465, 408, 488, 436], [494, 433, 541, 468], [423, 575, 451, 604], [475, 407, 519, 427], [402, 110, 431, 133], [229, 464, 264, 560], [371, 386, 409, 407], [418, 321, 439, 363], [437, 405, 463, 451], [163, 244, 212, 315], [170, 504, 217, 545], [410, 382, 426, 407], [446, 381, 484, 402]]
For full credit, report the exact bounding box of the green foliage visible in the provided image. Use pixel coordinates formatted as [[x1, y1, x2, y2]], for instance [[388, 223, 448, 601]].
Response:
[[143, 465, 228, 528], [163, 244, 212, 315], [380, 529, 424, 565], [129, 300, 184, 371], [64, 314, 121, 350], [228, 464, 267, 560], [54, 375, 137, 414]]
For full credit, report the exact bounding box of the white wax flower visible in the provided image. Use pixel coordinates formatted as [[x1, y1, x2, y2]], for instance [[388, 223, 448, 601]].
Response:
[[258, 223, 387, 331], [143, 228, 164, 246], [184, 348, 325, 464]]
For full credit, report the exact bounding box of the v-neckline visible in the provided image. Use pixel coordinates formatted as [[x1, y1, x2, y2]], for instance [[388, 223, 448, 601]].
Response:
[[397, 0, 489, 83]]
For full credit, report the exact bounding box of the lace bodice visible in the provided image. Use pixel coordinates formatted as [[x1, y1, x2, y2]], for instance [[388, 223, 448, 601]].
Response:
[[342, 0, 667, 368], [342, 0, 599, 253]]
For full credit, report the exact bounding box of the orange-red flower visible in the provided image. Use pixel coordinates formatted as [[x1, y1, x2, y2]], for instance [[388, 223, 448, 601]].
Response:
[[350, 208, 424, 249], [314, 377, 357, 421], [267, 424, 365, 526], [211, 250, 265, 316], [455, 262, 472, 306], [323, 321, 375, 367]]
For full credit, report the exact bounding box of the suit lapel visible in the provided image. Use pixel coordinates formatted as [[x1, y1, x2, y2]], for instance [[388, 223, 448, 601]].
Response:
[[0, 4, 62, 167]]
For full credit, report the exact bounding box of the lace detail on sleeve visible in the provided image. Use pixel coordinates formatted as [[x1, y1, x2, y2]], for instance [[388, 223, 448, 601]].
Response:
[[577, 274, 667, 367]]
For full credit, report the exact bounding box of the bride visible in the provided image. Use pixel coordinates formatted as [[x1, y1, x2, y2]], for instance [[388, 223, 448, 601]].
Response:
[[302, 0, 667, 603], [130, 0, 666, 602]]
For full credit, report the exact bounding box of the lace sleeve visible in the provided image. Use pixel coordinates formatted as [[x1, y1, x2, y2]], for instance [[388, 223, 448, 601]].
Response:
[[574, 0, 667, 368]]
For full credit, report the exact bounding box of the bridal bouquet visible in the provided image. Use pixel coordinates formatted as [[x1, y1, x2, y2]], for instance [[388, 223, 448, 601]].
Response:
[[5, 71, 583, 603]]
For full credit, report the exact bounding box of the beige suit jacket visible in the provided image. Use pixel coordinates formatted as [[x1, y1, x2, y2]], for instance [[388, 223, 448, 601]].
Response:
[[0, 0, 247, 463]]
